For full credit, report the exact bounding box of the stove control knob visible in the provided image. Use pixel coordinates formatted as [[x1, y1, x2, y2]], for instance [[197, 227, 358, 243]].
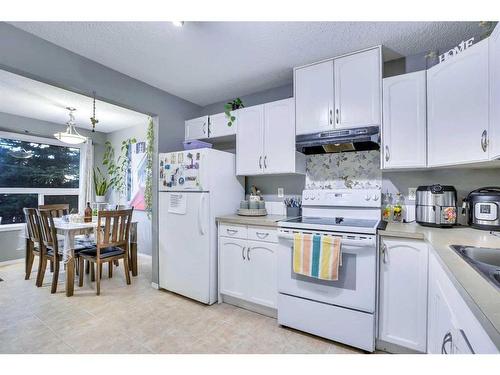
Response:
[[304, 196, 309, 200], [365, 195, 371, 201], [372, 194, 379, 201]]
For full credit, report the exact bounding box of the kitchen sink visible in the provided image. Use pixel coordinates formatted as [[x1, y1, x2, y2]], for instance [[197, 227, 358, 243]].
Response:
[[450, 245, 500, 290]]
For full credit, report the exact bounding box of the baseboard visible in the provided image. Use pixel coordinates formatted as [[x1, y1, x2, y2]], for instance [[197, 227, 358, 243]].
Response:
[[221, 294, 277, 318], [375, 339, 424, 354], [0, 257, 24, 267], [151, 282, 159, 289]]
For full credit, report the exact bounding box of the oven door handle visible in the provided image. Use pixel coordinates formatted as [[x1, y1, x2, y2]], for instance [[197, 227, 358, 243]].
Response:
[[277, 233, 375, 247]]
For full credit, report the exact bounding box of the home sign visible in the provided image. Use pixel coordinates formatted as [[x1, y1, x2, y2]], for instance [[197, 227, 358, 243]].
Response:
[[439, 37, 475, 63]]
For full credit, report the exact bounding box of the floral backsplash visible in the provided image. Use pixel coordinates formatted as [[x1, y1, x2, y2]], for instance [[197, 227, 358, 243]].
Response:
[[305, 151, 382, 190]]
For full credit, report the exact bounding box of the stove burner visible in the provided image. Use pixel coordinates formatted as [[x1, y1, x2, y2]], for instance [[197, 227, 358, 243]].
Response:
[[335, 217, 344, 224]]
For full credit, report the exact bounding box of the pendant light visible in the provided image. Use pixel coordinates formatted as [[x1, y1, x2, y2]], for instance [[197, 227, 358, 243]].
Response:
[[54, 107, 86, 145], [90, 91, 99, 132]]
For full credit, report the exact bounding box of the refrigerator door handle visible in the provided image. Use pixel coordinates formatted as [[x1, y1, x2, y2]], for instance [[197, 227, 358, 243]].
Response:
[[198, 194, 206, 235]]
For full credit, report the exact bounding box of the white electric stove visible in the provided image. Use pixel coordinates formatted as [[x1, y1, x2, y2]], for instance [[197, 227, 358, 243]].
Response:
[[277, 188, 381, 352]]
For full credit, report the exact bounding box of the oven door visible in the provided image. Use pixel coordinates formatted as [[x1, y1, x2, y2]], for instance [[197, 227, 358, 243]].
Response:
[[277, 228, 377, 313]]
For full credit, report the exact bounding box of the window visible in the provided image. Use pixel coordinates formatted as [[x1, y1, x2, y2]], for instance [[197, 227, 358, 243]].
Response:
[[0, 131, 82, 225]]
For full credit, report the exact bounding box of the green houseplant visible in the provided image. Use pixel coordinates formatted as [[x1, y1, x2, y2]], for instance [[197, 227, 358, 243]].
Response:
[[102, 138, 136, 202], [93, 167, 110, 203], [224, 98, 244, 127], [145, 118, 154, 218]]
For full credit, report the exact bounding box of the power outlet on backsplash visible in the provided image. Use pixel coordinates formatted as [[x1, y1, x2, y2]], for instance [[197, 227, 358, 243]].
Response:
[[408, 188, 417, 201], [277, 187, 284, 198]]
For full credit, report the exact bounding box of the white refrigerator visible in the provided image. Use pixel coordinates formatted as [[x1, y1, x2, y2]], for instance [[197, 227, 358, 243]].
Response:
[[158, 148, 244, 304]]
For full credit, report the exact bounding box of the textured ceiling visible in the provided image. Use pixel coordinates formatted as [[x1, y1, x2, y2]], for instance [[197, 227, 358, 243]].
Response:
[[9, 21, 484, 106], [0, 69, 149, 133]]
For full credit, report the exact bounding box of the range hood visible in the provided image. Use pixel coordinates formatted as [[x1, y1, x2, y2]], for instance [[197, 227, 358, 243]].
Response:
[[296, 126, 380, 155]]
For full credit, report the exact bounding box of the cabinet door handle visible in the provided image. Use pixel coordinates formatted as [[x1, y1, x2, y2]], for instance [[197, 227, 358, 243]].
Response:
[[335, 109, 339, 124], [242, 246, 246, 260], [202, 122, 206, 134], [329, 109, 333, 125], [264, 156, 267, 169], [385, 145, 390, 162], [208, 119, 211, 137], [247, 247, 251, 261], [481, 130, 488, 152], [256, 232, 269, 239], [259, 156, 262, 169], [226, 229, 238, 235], [441, 331, 453, 354]]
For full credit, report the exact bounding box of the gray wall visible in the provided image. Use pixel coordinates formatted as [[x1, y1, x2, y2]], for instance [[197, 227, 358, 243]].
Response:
[[0, 112, 107, 263], [0, 23, 202, 282]]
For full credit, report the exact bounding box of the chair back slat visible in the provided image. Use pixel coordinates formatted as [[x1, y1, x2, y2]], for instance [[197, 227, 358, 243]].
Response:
[[23, 208, 40, 243], [38, 204, 70, 218], [37, 209, 59, 252], [96, 208, 133, 250]]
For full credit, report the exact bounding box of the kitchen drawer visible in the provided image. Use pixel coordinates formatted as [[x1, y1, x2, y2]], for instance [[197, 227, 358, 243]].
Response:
[[219, 223, 247, 239], [247, 226, 278, 243]]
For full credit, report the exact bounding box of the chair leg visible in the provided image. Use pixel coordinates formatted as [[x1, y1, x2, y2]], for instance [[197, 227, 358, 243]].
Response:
[[90, 262, 95, 282], [85, 260, 90, 274], [108, 261, 113, 278], [123, 256, 131, 285], [130, 242, 138, 277], [78, 257, 84, 287], [50, 260, 54, 273], [36, 255, 47, 287], [25, 242, 34, 280], [51, 257, 60, 294], [96, 261, 101, 296]]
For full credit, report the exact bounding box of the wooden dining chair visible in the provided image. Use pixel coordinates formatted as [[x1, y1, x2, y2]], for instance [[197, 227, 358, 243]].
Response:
[[78, 208, 133, 295], [38, 204, 70, 218], [23, 208, 46, 286], [37, 209, 95, 293]]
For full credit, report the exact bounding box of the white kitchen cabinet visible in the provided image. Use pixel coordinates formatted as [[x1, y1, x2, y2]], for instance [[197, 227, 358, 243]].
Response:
[[236, 104, 265, 175], [294, 60, 334, 135], [427, 250, 498, 354], [334, 47, 382, 129], [219, 237, 247, 300], [185, 115, 209, 140], [208, 112, 237, 138], [236, 99, 305, 176], [489, 24, 500, 159], [427, 38, 490, 167], [246, 240, 278, 308], [378, 238, 428, 352], [218, 224, 278, 310], [382, 71, 427, 169]]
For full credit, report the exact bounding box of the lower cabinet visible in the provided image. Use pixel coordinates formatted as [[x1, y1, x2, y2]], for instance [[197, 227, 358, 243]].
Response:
[[378, 237, 428, 352], [219, 224, 278, 309], [427, 250, 498, 354]]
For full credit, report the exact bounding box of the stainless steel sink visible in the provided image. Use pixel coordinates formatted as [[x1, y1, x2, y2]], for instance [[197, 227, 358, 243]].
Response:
[[450, 245, 500, 290]]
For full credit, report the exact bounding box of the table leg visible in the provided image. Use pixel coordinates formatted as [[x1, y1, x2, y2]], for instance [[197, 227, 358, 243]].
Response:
[[66, 253, 75, 297], [130, 242, 138, 277]]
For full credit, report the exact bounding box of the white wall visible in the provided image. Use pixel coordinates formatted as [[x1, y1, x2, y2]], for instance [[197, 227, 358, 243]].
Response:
[[103, 122, 152, 256]]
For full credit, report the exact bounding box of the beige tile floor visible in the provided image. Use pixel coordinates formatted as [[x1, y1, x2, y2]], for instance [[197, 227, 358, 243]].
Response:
[[0, 255, 362, 354]]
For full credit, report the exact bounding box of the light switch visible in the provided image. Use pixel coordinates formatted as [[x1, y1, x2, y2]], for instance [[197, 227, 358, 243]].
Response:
[[277, 187, 284, 198]]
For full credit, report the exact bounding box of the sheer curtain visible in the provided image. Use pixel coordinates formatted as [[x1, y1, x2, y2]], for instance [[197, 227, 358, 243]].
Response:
[[78, 138, 94, 214]]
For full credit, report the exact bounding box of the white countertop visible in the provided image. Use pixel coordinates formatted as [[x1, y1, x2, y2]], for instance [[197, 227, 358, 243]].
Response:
[[216, 214, 287, 227], [379, 222, 500, 349]]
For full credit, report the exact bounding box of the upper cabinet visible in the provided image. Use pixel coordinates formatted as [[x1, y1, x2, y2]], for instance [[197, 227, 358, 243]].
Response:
[[185, 113, 237, 141], [236, 98, 305, 176], [490, 25, 500, 159], [382, 71, 427, 169], [294, 46, 382, 135], [295, 60, 334, 135], [427, 38, 490, 167], [185, 115, 209, 141], [334, 47, 382, 129]]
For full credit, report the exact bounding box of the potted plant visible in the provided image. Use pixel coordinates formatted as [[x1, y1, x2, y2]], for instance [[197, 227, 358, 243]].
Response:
[[93, 167, 110, 203], [224, 98, 244, 127]]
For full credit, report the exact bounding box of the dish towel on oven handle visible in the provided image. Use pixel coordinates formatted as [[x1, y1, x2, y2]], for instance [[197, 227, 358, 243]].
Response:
[[293, 233, 342, 281]]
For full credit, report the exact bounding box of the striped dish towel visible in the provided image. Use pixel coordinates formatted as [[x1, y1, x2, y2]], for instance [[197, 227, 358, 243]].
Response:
[[293, 233, 342, 281]]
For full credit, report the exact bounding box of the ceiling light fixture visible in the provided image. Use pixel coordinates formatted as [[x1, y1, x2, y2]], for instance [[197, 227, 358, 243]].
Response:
[[54, 107, 86, 145], [172, 21, 184, 27], [90, 91, 99, 132]]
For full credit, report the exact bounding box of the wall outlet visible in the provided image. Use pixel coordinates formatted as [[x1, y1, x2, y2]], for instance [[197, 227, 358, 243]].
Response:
[[277, 187, 284, 198], [408, 187, 417, 201]]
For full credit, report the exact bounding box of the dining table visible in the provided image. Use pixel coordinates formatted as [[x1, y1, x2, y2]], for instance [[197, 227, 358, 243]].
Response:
[[24, 217, 138, 296]]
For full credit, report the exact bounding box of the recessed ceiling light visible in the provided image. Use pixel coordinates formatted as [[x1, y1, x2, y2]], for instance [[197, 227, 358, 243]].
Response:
[[172, 21, 184, 27]]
